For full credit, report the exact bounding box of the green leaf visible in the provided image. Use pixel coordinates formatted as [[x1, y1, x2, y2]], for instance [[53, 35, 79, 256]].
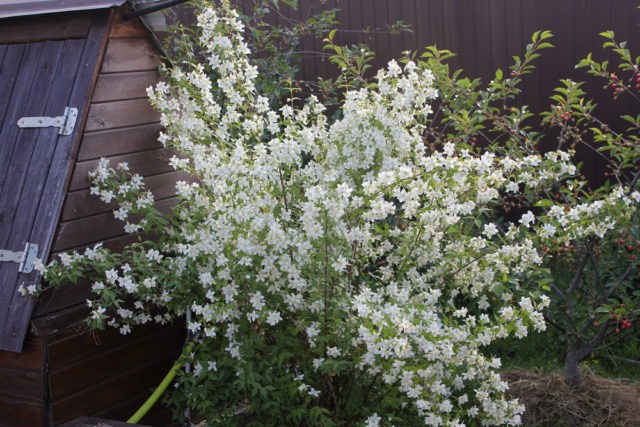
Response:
[[535, 199, 554, 207]]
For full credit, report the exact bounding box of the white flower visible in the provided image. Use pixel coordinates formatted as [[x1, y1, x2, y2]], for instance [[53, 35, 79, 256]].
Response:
[[519, 211, 535, 228], [540, 222, 556, 238], [326, 347, 341, 358], [365, 413, 382, 427], [265, 311, 282, 325], [483, 223, 499, 238], [249, 292, 265, 311]]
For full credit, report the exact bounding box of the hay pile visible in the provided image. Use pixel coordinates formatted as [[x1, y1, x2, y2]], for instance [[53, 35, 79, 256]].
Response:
[[503, 370, 640, 426]]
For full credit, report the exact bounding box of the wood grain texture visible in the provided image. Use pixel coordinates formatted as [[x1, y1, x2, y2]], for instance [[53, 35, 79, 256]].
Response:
[[109, 13, 149, 39], [0, 335, 44, 370], [0, 39, 77, 352], [30, 300, 90, 335], [52, 353, 178, 424], [0, 394, 47, 427], [53, 197, 178, 251], [0, 12, 91, 44], [68, 147, 175, 191], [48, 322, 161, 371], [85, 98, 160, 131], [62, 171, 186, 220], [92, 71, 159, 103], [78, 123, 163, 160], [0, 366, 45, 400], [101, 37, 160, 73], [0, 10, 111, 353], [50, 325, 184, 399]]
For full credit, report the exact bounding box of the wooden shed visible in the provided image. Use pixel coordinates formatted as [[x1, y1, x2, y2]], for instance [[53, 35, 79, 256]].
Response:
[[0, 1, 184, 425]]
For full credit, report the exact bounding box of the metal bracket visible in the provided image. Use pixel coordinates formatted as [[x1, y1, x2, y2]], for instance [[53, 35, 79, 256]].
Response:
[[17, 107, 78, 135], [0, 242, 39, 273]]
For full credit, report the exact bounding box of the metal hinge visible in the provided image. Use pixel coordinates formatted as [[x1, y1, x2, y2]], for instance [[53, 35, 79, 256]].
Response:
[[17, 107, 78, 135], [0, 242, 39, 273]]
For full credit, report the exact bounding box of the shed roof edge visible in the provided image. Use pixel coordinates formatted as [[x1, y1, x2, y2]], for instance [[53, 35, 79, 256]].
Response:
[[0, 1, 126, 19]]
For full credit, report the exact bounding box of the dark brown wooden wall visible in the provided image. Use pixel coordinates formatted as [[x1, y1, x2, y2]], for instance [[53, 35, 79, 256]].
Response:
[[55, 13, 176, 256], [0, 336, 48, 425], [44, 13, 184, 425], [0, 321, 184, 426], [1, 9, 184, 426]]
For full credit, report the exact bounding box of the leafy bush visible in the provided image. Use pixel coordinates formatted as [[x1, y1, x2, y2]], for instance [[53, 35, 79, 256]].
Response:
[[412, 30, 640, 387]]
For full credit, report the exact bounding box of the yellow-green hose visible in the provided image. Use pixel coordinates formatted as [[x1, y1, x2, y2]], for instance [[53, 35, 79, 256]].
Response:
[[127, 343, 193, 424]]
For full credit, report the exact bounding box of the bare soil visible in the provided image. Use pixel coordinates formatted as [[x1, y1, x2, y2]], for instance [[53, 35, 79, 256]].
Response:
[[503, 370, 640, 426]]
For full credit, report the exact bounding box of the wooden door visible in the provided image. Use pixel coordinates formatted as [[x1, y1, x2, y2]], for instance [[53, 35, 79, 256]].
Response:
[[0, 12, 110, 352]]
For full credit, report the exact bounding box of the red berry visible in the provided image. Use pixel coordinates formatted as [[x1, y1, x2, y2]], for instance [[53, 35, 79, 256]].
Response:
[[630, 255, 636, 261], [627, 245, 634, 252], [619, 239, 625, 245]]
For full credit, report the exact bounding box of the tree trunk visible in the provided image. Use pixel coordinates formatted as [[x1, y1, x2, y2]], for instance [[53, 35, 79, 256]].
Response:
[[564, 347, 582, 388]]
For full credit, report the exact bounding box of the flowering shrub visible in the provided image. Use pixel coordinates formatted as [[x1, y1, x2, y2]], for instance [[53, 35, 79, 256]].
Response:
[[415, 30, 640, 386], [34, 2, 640, 425]]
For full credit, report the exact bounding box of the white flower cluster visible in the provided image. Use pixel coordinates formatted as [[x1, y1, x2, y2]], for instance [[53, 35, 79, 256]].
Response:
[[40, 3, 639, 426]]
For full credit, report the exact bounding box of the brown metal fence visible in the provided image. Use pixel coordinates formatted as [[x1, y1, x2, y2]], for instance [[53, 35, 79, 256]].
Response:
[[279, 1, 637, 109], [233, 0, 639, 181]]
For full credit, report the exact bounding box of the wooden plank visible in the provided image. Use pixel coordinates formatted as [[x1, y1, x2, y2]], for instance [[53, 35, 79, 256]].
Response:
[[101, 37, 160, 73], [31, 301, 90, 335], [0, 394, 47, 426], [47, 318, 178, 371], [0, 42, 61, 234], [0, 44, 25, 133], [52, 354, 179, 425], [49, 322, 144, 371], [0, 39, 70, 352], [0, 366, 45, 400], [0, 12, 91, 44], [0, 335, 44, 370], [68, 147, 176, 191], [59, 416, 151, 427], [53, 197, 178, 251], [85, 98, 161, 131], [109, 14, 149, 38], [78, 123, 164, 161], [61, 171, 185, 221], [50, 325, 184, 399], [92, 71, 159, 102]]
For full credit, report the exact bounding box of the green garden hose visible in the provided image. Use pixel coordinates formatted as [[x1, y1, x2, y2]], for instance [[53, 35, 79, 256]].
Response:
[[127, 343, 193, 424]]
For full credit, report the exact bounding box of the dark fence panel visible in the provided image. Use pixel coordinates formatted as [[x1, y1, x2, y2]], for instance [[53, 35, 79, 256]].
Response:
[[232, 0, 639, 182]]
